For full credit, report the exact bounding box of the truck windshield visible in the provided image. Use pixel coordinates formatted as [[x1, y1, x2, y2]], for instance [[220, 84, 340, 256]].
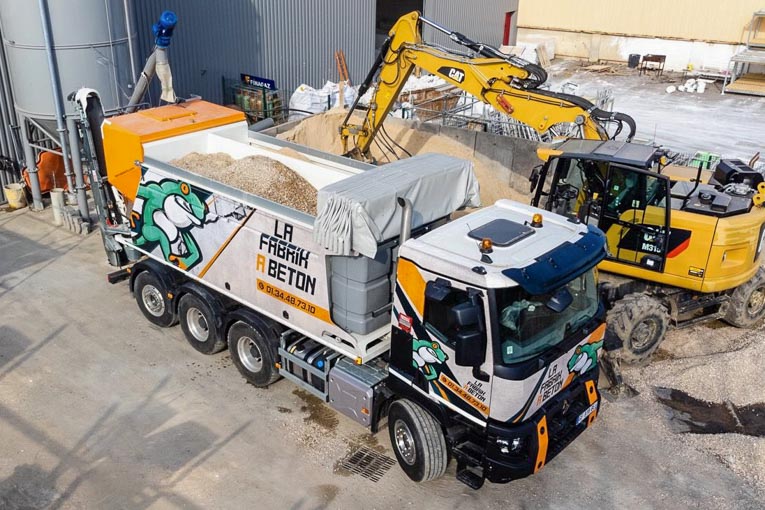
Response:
[[495, 270, 598, 365]]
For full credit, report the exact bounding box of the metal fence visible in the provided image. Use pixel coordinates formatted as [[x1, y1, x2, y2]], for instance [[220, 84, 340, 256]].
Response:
[[412, 93, 765, 175]]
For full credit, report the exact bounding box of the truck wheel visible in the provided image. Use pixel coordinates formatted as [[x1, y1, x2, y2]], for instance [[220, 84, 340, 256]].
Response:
[[607, 293, 669, 365], [178, 294, 226, 354], [227, 320, 280, 387], [387, 399, 448, 482], [134, 271, 177, 327], [724, 267, 765, 328]]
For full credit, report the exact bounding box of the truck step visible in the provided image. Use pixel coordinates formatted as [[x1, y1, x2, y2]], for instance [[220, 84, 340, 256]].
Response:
[[453, 440, 485, 488], [456, 465, 485, 490], [453, 441, 484, 466]]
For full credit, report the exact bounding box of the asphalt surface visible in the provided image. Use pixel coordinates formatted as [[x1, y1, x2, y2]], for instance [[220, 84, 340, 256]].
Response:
[[1, 207, 763, 509]]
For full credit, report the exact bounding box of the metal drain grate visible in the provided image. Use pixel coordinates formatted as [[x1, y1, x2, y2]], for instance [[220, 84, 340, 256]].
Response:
[[338, 446, 396, 482]]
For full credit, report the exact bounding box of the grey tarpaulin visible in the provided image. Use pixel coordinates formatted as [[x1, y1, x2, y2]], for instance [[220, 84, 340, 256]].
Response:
[[314, 153, 481, 257]]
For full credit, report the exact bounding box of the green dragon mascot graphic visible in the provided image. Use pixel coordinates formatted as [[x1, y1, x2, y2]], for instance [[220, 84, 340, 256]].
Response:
[[567, 339, 603, 375], [412, 338, 449, 381], [133, 179, 208, 271]]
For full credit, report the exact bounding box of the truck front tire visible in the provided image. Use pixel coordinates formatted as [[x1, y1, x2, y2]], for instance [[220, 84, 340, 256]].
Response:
[[724, 267, 765, 328], [179, 293, 226, 354], [388, 399, 448, 483], [134, 271, 177, 327], [607, 293, 669, 365], [227, 319, 280, 387]]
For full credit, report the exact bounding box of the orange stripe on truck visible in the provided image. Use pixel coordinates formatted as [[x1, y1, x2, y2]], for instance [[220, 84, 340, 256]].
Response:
[[396, 258, 426, 317], [534, 416, 548, 473]]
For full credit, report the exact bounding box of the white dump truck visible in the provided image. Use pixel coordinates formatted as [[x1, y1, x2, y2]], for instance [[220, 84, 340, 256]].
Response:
[[75, 90, 608, 488]]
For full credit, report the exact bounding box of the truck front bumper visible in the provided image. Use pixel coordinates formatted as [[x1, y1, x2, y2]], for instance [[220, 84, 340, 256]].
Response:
[[483, 368, 601, 484]]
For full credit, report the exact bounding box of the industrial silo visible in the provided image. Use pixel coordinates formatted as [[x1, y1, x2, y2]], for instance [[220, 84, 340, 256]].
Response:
[[0, 0, 136, 122], [0, 0, 137, 215]]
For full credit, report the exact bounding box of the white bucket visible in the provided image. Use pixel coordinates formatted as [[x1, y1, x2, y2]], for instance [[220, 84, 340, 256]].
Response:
[[3, 183, 27, 210]]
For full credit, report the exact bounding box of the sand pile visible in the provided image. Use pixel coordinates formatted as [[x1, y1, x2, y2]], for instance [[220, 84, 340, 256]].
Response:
[[171, 152, 317, 215], [278, 109, 527, 206]]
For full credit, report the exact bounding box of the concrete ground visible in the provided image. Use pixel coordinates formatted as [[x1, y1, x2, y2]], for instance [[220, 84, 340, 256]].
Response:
[[1, 207, 763, 509], [545, 60, 765, 160]]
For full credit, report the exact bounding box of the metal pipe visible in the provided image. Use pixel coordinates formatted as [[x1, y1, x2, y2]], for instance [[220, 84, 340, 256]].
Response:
[[126, 51, 156, 113], [20, 118, 43, 209], [397, 196, 413, 245], [66, 116, 90, 225], [123, 0, 137, 86], [0, 36, 20, 163], [37, 0, 75, 193]]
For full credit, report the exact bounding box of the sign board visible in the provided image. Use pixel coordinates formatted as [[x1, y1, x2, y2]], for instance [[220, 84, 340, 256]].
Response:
[[240, 73, 276, 90]]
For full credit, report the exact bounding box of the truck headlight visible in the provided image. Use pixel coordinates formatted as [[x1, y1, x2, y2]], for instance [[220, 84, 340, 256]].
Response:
[[496, 437, 524, 455]]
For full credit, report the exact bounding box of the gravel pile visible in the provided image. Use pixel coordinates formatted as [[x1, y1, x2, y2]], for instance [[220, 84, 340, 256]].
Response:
[[277, 109, 527, 205], [171, 152, 317, 215], [623, 321, 765, 497]]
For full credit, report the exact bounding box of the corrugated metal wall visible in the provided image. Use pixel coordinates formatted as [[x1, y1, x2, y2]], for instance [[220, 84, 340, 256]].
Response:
[[423, 0, 519, 49], [132, 1, 515, 106], [133, 0, 376, 105], [517, 0, 761, 44], [0, 26, 21, 202]]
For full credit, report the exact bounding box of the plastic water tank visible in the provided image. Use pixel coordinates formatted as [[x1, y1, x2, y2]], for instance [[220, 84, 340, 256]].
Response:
[[0, 0, 135, 121]]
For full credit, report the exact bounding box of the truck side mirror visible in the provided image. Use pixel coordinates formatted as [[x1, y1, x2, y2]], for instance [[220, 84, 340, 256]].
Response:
[[449, 301, 480, 328], [455, 329, 485, 367]]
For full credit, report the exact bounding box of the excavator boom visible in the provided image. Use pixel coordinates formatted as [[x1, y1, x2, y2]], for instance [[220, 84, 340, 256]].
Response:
[[340, 11, 636, 160]]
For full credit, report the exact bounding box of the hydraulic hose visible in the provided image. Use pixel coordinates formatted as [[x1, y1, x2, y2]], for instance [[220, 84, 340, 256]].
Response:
[[540, 90, 637, 141]]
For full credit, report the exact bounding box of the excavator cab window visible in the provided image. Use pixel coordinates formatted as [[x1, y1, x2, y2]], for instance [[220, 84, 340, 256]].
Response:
[[537, 157, 607, 225], [599, 164, 671, 272]]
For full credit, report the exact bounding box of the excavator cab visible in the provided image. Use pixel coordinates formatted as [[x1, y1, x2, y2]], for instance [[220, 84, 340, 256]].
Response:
[[533, 139, 765, 366], [532, 140, 671, 272]]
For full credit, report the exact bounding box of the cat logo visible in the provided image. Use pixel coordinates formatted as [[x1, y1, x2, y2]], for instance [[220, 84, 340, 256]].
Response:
[[438, 66, 465, 84]]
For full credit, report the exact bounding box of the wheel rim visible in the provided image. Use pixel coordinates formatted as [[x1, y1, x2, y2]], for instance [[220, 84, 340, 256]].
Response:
[[393, 418, 416, 466], [746, 286, 765, 318], [237, 336, 263, 373], [141, 284, 165, 317], [631, 318, 659, 352], [186, 307, 209, 342]]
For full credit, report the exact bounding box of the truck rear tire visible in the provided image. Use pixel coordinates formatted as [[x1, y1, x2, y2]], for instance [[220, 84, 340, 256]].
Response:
[[178, 294, 226, 354], [724, 267, 765, 328], [387, 399, 448, 483], [134, 271, 177, 328], [607, 293, 669, 365], [227, 319, 280, 387]]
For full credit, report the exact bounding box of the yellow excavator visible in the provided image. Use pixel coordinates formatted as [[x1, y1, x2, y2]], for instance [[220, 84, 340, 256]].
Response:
[[531, 141, 765, 367], [340, 11, 765, 375], [339, 11, 636, 160]]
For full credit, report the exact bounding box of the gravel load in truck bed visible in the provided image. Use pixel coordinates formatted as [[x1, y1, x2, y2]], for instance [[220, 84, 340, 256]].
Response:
[[170, 152, 317, 215]]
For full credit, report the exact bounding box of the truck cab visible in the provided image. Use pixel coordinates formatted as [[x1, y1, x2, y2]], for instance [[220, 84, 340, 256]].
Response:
[[387, 200, 607, 486]]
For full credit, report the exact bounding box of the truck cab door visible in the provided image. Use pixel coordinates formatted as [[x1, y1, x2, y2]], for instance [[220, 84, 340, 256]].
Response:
[[598, 164, 671, 272], [418, 279, 493, 420]]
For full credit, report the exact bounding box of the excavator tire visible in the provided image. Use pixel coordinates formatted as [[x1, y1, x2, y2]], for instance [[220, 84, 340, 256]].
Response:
[[607, 293, 669, 365], [724, 267, 765, 328]]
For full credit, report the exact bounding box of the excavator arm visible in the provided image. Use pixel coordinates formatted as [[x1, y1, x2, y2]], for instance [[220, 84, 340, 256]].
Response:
[[340, 11, 636, 160]]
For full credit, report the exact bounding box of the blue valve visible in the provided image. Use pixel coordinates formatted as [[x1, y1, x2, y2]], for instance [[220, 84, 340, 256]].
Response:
[[152, 10, 177, 48]]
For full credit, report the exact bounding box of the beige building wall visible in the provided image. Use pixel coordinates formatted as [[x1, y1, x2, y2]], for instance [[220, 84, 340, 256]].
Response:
[[517, 0, 761, 44]]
